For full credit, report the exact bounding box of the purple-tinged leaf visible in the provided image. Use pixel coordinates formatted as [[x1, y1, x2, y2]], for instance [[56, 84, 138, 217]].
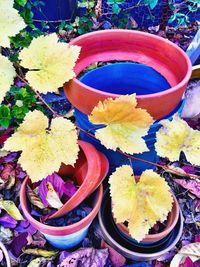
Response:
[[101, 240, 126, 267], [195, 235, 200, 242], [27, 185, 45, 210], [15, 78, 26, 88], [2, 153, 18, 163], [179, 257, 194, 267], [1, 164, 15, 180], [10, 232, 29, 257], [58, 248, 109, 267], [0, 214, 17, 228], [15, 219, 37, 235], [39, 173, 65, 207], [31, 232, 46, 248], [46, 263, 55, 267], [174, 179, 200, 198], [59, 251, 70, 264], [182, 166, 196, 175], [63, 180, 77, 198]]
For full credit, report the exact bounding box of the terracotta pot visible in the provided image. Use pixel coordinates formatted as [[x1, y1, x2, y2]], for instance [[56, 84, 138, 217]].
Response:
[[98, 190, 184, 261], [115, 193, 179, 243], [64, 29, 192, 120], [0, 241, 11, 267], [51, 140, 108, 218], [20, 177, 103, 249]]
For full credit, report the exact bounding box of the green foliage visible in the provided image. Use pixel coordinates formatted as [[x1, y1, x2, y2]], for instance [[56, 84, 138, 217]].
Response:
[[0, 86, 43, 129], [168, 0, 198, 27], [107, 0, 125, 14], [15, 0, 28, 6], [0, 106, 12, 129]]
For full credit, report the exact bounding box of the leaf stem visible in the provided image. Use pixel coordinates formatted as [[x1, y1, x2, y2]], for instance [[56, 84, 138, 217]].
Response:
[[16, 74, 58, 117]]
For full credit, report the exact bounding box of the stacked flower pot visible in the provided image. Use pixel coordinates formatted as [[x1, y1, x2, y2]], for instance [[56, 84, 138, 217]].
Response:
[[20, 30, 192, 262], [63, 30, 191, 261]]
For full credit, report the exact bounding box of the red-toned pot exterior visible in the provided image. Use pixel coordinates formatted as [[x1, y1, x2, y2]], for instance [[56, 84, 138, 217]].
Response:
[[64, 30, 192, 120], [51, 140, 108, 218], [20, 177, 103, 236]]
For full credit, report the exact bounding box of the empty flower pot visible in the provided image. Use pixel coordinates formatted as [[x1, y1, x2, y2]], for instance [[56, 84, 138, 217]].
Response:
[[20, 177, 103, 249], [0, 241, 11, 267], [64, 29, 192, 120], [98, 190, 184, 261], [75, 100, 184, 175]]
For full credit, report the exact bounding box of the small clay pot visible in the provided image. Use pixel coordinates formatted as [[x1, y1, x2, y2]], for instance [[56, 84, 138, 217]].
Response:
[[115, 193, 179, 243], [20, 177, 103, 249], [98, 190, 184, 261]]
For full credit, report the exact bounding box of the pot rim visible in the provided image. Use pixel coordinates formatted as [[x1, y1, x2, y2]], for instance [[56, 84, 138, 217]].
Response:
[[68, 29, 192, 101], [98, 203, 184, 259], [0, 241, 11, 267], [115, 193, 180, 242], [49, 140, 108, 218], [20, 177, 103, 236]]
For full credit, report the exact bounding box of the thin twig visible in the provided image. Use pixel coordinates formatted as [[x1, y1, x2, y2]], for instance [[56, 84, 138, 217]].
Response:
[[78, 126, 199, 180], [17, 74, 58, 117]]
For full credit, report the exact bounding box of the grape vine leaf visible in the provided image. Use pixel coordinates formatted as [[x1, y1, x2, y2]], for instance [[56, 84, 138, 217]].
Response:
[[109, 166, 173, 242], [155, 115, 200, 165], [89, 94, 154, 154], [4, 110, 79, 182], [0, 0, 26, 47], [19, 33, 81, 93]]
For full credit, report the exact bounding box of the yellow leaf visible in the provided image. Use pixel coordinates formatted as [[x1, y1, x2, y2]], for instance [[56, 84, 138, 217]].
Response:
[[0, 55, 16, 103], [179, 242, 200, 257], [0, 2, 26, 47], [109, 166, 173, 242], [89, 94, 153, 154], [19, 34, 81, 93], [0, 200, 24, 220], [4, 110, 79, 182], [155, 115, 200, 165], [27, 258, 42, 267], [109, 165, 137, 223]]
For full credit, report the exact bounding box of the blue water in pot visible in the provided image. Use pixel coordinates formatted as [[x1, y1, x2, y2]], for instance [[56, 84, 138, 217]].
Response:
[[75, 63, 184, 175]]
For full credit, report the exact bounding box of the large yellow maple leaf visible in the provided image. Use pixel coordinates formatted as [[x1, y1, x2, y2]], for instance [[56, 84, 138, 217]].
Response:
[[0, 1, 26, 47], [89, 94, 154, 154], [155, 115, 200, 165], [109, 166, 173, 242], [19, 34, 81, 93], [0, 55, 16, 103], [4, 110, 79, 182]]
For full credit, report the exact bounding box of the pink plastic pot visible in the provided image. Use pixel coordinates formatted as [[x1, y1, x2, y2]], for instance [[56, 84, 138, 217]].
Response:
[[20, 177, 103, 249], [116, 193, 179, 243], [64, 29, 192, 120], [51, 140, 108, 218]]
